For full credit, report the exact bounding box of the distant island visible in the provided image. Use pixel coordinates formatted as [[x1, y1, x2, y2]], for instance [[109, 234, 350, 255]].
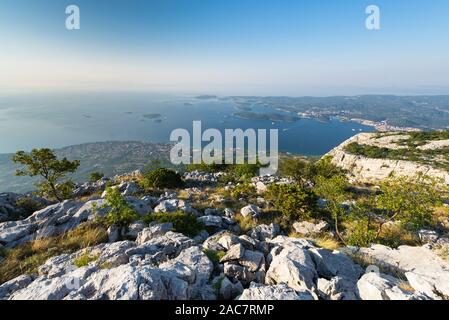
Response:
[[142, 113, 162, 120], [195, 95, 217, 100], [232, 111, 300, 123]]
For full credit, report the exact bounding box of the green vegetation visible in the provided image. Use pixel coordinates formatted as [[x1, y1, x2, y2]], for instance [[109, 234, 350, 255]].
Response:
[[266, 184, 317, 220], [376, 175, 443, 231], [312, 173, 445, 247], [280, 156, 346, 185], [203, 249, 226, 265], [0, 222, 107, 285], [144, 211, 204, 237], [12, 148, 80, 202], [344, 142, 449, 171], [230, 182, 257, 199], [97, 187, 140, 227], [74, 252, 99, 268], [313, 175, 351, 243], [398, 130, 449, 147], [14, 197, 45, 218], [89, 172, 104, 182], [187, 161, 228, 173], [141, 168, 184, 190]]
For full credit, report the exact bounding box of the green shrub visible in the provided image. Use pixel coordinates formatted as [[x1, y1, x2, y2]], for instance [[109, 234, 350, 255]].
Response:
[[376, 175, 443, 231], [97, 187, 140, 227], [231, 183, 257, 199], [266, 184, 317, 220], [312, 156, 346, 180], [15, 197, 45, 217], [89, 172, 104, 182], [346, 219, 377, 247], [187, 161, 228, 173], [141, 168, 184, 190], [203, 249, 226, 265], [230, 163, 261, 179], [74, 253, 99, 268], [144, 211, 203, 237]]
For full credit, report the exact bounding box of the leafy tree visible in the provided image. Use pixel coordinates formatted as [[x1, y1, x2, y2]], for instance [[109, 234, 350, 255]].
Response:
[[266, 183, 317, 220], [98, 187, 140, 227], [345, 198, 377, 246], [280, 156, 345, 186], [12, 149, 80, 202], [230, 163, 263, 179], [89, 172, 104, 183], [279, 158, 315, 186], [141, 168, 184, 190], [313, 175, 350, 243], [312, 156, 346, 181], [376, 175, 444, 235]]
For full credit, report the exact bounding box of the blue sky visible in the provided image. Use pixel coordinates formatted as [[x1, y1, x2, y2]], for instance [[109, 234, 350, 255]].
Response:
[[1, 0, 449, 95]]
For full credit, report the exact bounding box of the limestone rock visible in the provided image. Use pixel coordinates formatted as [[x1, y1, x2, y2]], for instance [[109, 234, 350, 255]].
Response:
[[356, 244, 449, 299], [240, 205, 260, 219], [249, 223, 280, 241], [197, 215, 222, 228], [136, 223, 173, 245], [220, 244, 245, 262], [239, 283, 315, 300]]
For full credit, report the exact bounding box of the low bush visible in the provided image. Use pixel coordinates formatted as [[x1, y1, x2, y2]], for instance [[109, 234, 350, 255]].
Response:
[[97, 187, 140, 227], [89, 172, 104, 182], [144, 211, 204, 237], [141, 168, 184, 190], [230, 183, 257, 199], [15, 197, 45, 217], [74, 252, 99, 268], [266, 184, 317, 220]]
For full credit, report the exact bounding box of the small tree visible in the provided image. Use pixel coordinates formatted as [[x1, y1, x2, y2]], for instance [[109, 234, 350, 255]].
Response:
[[99, 187, 140, 227], [313, 175, 350, 243], [266, 183, 317, 220], [279, 158, 315, 187], [376, 174, 444, 236], [89, 172, 104, 183], [12, 149, 80, 202]]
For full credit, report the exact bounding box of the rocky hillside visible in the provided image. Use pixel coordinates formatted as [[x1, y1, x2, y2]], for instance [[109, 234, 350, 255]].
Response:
[[328, 132, 449, 184], [1, 170, 449, 301]]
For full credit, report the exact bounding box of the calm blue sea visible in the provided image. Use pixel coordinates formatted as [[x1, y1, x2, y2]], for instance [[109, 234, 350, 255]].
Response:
[[0, 92, 373, 155]]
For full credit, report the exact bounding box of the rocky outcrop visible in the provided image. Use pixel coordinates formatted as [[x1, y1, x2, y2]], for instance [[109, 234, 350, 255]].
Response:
[[239, 283, 314, 300], [0, 224, 213, 300], [328, 133, 449, 184], [353, 244, 449, 300]]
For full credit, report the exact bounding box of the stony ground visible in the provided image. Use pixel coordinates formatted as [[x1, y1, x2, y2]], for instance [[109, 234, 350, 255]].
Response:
[[1, 171, 449, 300]]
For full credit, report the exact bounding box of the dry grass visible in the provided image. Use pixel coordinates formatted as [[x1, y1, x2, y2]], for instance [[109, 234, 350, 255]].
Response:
[[314, 236, 341, 251], [378, 223, 419, 248], [0, 222, 108, 285], [397, 280, 415, 293], [234, 215, 258, 234], [434, 244, 449, 262]]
